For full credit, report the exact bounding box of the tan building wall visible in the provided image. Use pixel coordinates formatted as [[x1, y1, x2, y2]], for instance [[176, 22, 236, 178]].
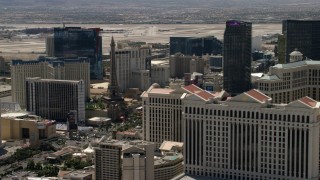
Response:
[[257, 60, 320, 104], [0, 115, 56, 147], [11, 58, 90, 108], [154, 159, 183, 180]]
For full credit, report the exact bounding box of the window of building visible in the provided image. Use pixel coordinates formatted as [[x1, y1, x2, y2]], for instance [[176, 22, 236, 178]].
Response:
[[22, 128, 30, 138]]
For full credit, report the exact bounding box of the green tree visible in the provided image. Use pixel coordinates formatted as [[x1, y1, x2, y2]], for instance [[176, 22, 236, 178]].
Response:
[[35, 162, 42, 170], [27, 160, 35, 170]]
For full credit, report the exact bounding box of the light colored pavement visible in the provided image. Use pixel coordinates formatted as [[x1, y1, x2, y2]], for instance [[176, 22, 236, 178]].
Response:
[[0, 24, 281, 58]]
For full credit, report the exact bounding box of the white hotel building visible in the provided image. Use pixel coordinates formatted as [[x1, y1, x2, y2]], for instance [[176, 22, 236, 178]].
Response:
[[141, 83, 228, 147], [257, 50, 320, 104], [115, 46, 152, 92], [183, 89, 320, 179], [141, 83, 186, 147]]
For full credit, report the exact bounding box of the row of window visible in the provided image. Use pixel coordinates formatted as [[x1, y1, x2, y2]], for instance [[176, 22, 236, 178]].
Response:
[[149, 98, 182, 105], [185, 107, 311, 123]]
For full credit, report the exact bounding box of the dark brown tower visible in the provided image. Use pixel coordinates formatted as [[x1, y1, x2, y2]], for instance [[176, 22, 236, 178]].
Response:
[[106, 36, 123, 101]]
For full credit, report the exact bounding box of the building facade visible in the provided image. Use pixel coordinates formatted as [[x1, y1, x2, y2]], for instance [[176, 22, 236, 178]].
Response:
[[0, 84, 11, 98], [257, 51, 320, 104], [281, 20, 320, 63], [141, 84, 189, 147], [170, 36, 222, 56], [0, 112, 56, 147], [11, 57, 90, 108], [50, 27, 103, 79], [183, 89, 320, 179], [131, 70, 151, 91], [169, 54, 204, 78], [207, 55, 223, 72], [141, 84, 217, 147], [223, 20, 252, 96], [26, 78, 85, 122], [94, 139, 155, 180], [150, 59, 170, 87], [95, 140, 122, 180], [154, 152, 184, 180], [114, 45, 152, 92]]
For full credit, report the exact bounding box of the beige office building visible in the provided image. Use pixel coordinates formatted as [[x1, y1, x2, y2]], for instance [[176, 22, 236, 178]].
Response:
[[141, 84, 189, 146], [151, 59, 170, 87], [94, 139, 155, 180], [26, 78, 85, 123], [0, 112, 56, 147], [114, 46, 152, 93], [183, 89, 320, 179], [11, 57, 90, 108], [131, 70, 150, 91], [141, 83, 226, 147], [257, 50, 320, 104], [169, 53, 204, 78]]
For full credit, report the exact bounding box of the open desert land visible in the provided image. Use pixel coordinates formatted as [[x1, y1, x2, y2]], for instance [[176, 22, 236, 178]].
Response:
[[0, 24, 281, 61]]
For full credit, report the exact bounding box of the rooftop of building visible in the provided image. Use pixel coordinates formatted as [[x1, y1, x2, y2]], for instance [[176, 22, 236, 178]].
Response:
[[148, 88, 175, 94], [0, 84, 11, 92], [259, 74, 280, 81], [290, 50, 303, 56], [245, 89, 271, 103], [154, 152, 183, 167], [0, 111, 30, 118], [26, 77, 81, 83], [88, 117, 111, 122], [251, 73, 264, 78], [195, 91, 216, 101], [151, 59, 169, 66], [49, 146, 80, 158], [1, 112, 56, 125], [272, 60, 320, 69], [226, 20, 252, 26], [141, 84, 177, 97], [12, 56, 90, 66], [159, 141, 183, 152], [182, 84, 203, 94], [172, 173, 214, 180], [97, 137, 154, 147], [298, 96, 319, 108], [117, 130, 139, 136], [90, 82, 109, 89], [58, 170, 94, 179]]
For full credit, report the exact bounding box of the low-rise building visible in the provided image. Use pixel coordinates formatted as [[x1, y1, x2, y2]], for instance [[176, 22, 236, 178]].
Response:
[[0, 112, 56, 147], [154, 152, 184, 180], [159, 141, 183, 154], [95, 139, 155, 180], [94, 138, 184, 180], [0, 84, 11, 98], [59, 170, 94, 180], [116, 131, 140, 140], [47, 146, 81, 162], [169, 53, 204, 78]]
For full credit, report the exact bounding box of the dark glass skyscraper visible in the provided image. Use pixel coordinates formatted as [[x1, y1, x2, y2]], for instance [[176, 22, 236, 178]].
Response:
[[282, 20, 320, 62], [170, 36, 222, 56], [223, 20, 252, 96], [52, 27, 103, 79]]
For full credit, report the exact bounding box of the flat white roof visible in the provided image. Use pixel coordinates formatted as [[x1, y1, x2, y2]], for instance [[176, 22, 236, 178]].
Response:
[[0, 85, 11, 92], [88, 117, 111, 121], [90, 82, 109, 89], [1, 112, 29, 118]]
